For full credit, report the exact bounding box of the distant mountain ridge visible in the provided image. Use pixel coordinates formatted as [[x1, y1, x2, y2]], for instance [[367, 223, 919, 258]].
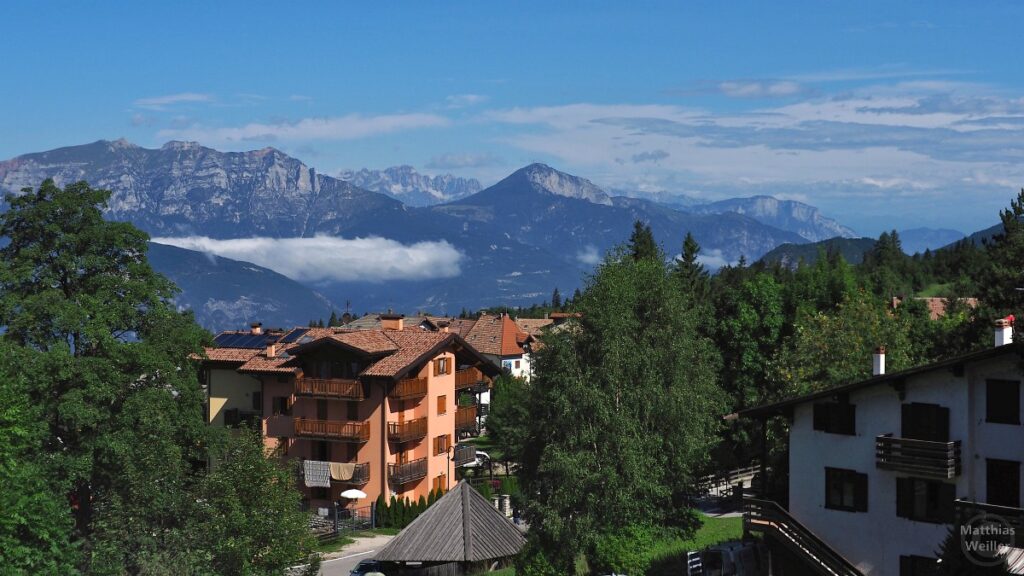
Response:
[[898, 227, 965, 255], [758, 237, 878, 268], [689, 195, 857, 242], [338, 165, 482, 207], [1, 140, 824, 314]]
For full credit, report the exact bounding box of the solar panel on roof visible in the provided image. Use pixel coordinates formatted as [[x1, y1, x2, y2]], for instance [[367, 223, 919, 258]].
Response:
[[213, 333, 276, 349], [214, 333, 243, 347], [279, 328, 309, 344]]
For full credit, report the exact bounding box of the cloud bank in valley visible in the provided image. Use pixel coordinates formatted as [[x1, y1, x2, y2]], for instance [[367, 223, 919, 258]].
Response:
[[151, 236, 464, 283]]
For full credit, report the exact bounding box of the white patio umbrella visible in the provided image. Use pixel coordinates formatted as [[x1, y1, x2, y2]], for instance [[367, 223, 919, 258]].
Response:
[[340, 488, 367, 499]]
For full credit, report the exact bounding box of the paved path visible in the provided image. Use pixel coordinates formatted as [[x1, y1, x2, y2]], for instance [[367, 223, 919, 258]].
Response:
[[318, 533, 395, 576]]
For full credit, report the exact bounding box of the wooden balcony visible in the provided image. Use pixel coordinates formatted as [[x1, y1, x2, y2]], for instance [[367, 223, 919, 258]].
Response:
[[454, 443, 476, 466], [391, 377, 427, 401], [388, 457, 427, 485], [744, 498, 862, 576], [388, 417, 427, 443], [876, 434, 961, 479], [295, 377, 364, 400], [455, 367, 488, 391], [455, 405, 477, 432], [294, 418, 370, 443], [344, 462, 370, 486]]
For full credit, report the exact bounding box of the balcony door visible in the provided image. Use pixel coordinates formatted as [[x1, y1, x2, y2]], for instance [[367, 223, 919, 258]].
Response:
[[987, 459, 1021, 508], [902, 403, 949, 442]]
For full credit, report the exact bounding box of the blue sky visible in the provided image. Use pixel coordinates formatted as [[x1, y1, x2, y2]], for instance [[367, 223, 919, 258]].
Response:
[[3, 1, 1024, 235]]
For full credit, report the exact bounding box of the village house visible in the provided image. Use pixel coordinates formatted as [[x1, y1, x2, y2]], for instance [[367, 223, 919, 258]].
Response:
[[201, 316, 500, 514], [739, 318, 1024, 575]]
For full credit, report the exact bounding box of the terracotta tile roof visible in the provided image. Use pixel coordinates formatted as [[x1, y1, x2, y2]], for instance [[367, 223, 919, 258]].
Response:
[[200, 348, 261, 363], [237, 349, 300, 374], [515, 318, 553, 337], [328, 331, 400, 354], [362, 331, 451, 377], [464, 314, 527, 357], [446, 318, 477, 338], [341, 314, 433, 331]]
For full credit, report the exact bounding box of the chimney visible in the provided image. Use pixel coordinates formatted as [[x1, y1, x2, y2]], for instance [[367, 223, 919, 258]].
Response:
[[266, 343, 277, 358], [250, 322, 263, 335], [873, 346, 886, 376], [437, 320, 451, 333], [994, 316, 1015, 347], [381, 313, 404, 331]]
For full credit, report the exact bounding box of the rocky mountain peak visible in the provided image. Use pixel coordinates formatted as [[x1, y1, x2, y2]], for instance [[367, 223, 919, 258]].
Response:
[[161, 140, 203, 151], [513, 163, 613, 206]]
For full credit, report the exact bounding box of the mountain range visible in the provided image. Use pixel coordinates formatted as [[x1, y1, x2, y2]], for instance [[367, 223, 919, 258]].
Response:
[[0, 139, 873, 330], [337, 165, 482, 207]]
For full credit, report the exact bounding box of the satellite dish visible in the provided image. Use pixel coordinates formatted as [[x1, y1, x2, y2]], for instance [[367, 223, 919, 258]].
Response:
[[340, 489, 367, 499]]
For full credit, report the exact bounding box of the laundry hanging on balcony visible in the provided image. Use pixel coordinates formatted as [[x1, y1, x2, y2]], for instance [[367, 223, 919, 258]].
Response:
[[303, 460, 331, 488], [330, 462, 357, 481]]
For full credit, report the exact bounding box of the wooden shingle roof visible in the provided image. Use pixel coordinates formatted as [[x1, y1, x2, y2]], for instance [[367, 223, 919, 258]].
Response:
[[374, 482, 525, 563]]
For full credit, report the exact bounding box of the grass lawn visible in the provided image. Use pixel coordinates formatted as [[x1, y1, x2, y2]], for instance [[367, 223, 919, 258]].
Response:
[[465, 434, 504, 461], [916, 282, 953, 297]]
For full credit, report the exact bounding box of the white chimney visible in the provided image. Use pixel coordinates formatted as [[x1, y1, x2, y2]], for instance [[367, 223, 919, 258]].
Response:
[[266, 344, 277, 358], [994, 316, 1015, 347], [250, 322, 263, 335], [872, 346, 886, 376]]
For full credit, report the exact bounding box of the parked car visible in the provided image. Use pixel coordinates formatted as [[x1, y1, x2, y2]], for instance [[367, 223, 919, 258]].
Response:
[[349, 559, 384, 576], [462, 450, 490, 468]]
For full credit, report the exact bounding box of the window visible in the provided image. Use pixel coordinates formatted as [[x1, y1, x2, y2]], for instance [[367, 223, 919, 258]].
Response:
[[896, 477, 955, 523], [346, 401, 359, 421], [987, 459, 1021, 507], [272, 396, 290, 415], [514, 360, 521, 369], [813, 402, 856, 435], [434, 357, 449, 376], [313, 441, 330, 461], [437, 395, 447, 415], [986, 380, 1020, 425], [316, 399, 328, 420], [824, 467, 868, 512], [901, 403, 949, 442], [900, 555, 939, 576], [432, 474, 447, 493], [434, 434, 451, 455], [252, 391, 262, 411]]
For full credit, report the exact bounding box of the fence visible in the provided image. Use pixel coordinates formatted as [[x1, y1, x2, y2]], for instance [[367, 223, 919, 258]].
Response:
[[315, 504, 375, 541]]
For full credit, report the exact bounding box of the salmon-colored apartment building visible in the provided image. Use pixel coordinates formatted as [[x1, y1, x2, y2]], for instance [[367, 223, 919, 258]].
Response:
[[200, 314, 498, 510]]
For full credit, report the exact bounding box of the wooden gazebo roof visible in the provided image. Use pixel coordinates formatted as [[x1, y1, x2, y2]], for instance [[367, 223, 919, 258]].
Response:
[[374, 482, 526, 563]]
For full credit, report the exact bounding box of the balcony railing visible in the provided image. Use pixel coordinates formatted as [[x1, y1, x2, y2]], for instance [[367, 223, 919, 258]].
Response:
[[876, 434, 961, 479], [456, 405, 477, 432], [744, 497, 863, 576], [295, 377, 364, 400], [455, 367, 488, 391], [294, 418, 370, 443], [388, 417, 428, 443], [391, 377, 428, 401], [955, 499, 1024, 548], [344, 462, 371, 486], [454, 443, 476, 466], [388, 457, 427, 485]]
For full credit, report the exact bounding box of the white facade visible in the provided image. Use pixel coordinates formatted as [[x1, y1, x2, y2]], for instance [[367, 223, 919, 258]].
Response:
[[785, 350, 1024, 575]]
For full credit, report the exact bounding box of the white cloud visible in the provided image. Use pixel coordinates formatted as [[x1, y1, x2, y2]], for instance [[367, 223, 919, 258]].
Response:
[[718, 80, 802, 98], [151, 235, 464, 283], [576, 245, 601, 266], [157, 113, 449, 144], [446, 94, 489, 108], [134, 92, 213, 110]]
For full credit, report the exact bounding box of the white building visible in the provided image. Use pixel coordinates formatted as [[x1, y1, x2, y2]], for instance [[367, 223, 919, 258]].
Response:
[[740, 319, 1024, 576]]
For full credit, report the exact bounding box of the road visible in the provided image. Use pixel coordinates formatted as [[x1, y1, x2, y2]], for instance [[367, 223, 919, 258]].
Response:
[[317, 533, 395, 576]]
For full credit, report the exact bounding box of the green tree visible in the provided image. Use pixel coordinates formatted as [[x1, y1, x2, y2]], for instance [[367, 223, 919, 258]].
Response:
[[516, 246, 725, 572], [328, 310, 339, 326], [978, 189, 1024, 317], [628, 220, 659, 261], [487, 374, 530, 468], [189, 429, 319, 576], [551, 287, 562, 309], [673, 231, 708, 298], [0, 343, 79, 573], [774, 290, 919, 396], [0, 180, 318, 573]]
